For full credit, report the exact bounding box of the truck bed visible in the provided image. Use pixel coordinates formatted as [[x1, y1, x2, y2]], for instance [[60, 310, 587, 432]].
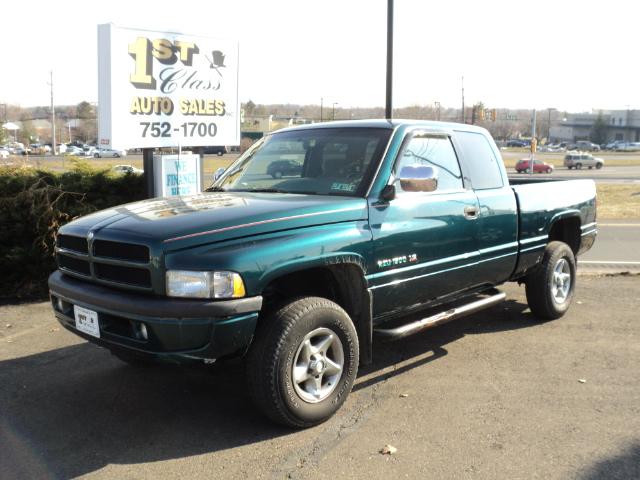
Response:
[[509, 178, 597, 278]]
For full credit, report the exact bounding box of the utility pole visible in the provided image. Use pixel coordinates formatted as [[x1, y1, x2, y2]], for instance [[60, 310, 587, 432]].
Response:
[[385, 0, 394, 120], [434, 101, 441, 121], [461, 76, 465, 124], [49, 71, 56, 155], [320, 97, 323, 122], [530, 109, 537, 177], [332, 102, 338, 121]]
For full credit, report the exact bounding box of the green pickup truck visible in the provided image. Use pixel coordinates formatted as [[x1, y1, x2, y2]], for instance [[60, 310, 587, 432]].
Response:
[[49, 120, 597, 427]]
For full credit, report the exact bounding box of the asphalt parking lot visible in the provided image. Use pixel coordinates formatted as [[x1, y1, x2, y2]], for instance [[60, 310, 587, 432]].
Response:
[[1, 275, 638, 479]]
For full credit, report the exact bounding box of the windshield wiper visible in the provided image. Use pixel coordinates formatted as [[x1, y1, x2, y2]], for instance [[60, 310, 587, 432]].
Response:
[[233, 188, 288, 193], [236, 188, 328, 195], [205, 186, 226, 192]]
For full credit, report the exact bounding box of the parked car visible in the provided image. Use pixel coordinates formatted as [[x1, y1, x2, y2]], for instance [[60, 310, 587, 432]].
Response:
[[564, 152, 604, 170], [506, 139, 529, 148], [266, 159, 303, 178], [64, 146, 85, 156], [615, 142, 640, 152], [574, 141, 600, 151], [94, 148, 127, 158], [48, 120, 598, 428], [0, 149, 9, 159], [515, 158, 554, 173], [203, 146, 228, 156], [112, 164, 143, 175], [604, 141, 624, 150]]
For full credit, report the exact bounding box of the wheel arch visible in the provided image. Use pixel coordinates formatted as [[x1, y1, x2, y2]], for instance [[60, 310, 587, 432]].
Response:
[[259, 258, 373, 365], [548, 214, 581, 256]]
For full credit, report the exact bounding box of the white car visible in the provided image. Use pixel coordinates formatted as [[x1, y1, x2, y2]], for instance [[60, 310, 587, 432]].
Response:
[[616, 142, 640, 152], [0, 149, 9, 159], [94, 148, 127, 158], [64, 146, 85, 156], [112, 164, 143, 175]]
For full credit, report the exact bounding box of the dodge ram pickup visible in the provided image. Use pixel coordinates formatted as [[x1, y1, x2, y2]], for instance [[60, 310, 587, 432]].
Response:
[[49, 120, 597, 427]]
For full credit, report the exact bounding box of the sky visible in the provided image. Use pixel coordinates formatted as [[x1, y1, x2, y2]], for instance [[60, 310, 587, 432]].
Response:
[[1, 0, 638, 112]]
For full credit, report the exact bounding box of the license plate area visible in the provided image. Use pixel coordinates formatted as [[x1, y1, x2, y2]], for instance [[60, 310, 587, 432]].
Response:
[[73, 305, 101, 338]]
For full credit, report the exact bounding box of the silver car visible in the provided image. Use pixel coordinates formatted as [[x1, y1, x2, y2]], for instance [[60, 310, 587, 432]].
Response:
[[94, 148, 127, 158], [564, 152, 604, 170]]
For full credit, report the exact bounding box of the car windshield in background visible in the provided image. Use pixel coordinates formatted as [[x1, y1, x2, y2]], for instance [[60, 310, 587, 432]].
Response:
[[210, 128, 392, 196]]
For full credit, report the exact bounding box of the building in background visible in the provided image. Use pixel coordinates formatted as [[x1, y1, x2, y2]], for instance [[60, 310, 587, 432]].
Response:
[[550, 110, 640, 143]]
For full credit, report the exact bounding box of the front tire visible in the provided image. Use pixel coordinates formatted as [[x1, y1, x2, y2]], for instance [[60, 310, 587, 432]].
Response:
[[525, 241, 576, 320], [246, 297, 359, 428]]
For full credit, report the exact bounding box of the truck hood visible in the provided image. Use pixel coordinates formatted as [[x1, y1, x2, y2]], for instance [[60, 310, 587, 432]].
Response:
[[60, 192, 369, 250]]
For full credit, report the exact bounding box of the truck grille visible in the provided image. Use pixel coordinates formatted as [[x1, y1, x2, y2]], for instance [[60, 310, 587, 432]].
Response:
[[93, 239, 149, 263], [57, 235, 88, 254], [58, 255, 91, 276], [56, 234, 152, 290]]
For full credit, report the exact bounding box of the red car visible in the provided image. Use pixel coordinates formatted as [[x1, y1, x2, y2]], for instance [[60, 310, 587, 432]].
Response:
[[515, 158, 554, 174]]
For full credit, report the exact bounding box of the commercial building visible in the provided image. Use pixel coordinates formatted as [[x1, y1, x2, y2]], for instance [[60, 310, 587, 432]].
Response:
[[550, 110, 640, 143]]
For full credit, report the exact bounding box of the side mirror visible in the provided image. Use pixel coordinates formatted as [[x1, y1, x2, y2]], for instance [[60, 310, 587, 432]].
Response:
[[380, 184, 395, 202], [213, 167, 226, 181], [398, 165, 438, 192]]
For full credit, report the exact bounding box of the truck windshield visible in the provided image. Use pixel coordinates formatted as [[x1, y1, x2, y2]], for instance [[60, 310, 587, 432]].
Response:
[[209, 128, 392, 196]]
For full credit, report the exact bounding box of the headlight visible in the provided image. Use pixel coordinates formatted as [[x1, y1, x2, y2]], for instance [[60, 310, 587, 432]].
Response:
[[166, 270, 246, 299]]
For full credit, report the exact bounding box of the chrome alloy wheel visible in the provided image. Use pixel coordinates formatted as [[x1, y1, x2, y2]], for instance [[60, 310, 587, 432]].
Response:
[[292, 327, 344, 403], [551, 258, 571, 304]]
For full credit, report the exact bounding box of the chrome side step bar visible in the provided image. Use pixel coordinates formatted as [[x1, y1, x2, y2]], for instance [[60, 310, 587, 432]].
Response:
[[374, 289, 506, 340]]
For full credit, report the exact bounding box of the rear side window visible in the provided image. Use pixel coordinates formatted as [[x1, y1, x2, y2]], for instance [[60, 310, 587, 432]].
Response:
[[455, 131, 504, 190]]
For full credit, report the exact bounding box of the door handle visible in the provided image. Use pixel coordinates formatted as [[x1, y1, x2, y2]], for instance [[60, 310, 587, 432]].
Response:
[[464, 206, 479, 220]]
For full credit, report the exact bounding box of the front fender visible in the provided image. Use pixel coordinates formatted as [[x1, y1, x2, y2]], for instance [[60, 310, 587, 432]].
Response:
[[164, 221, 373, 296]]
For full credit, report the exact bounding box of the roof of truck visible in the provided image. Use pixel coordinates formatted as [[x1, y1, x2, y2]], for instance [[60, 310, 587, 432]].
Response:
[[276, 119, 489, 134]]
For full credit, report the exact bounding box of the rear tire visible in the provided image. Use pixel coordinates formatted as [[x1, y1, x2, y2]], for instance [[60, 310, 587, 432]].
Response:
[[246, 297, 359, 428], [525, 241, 576, 320]]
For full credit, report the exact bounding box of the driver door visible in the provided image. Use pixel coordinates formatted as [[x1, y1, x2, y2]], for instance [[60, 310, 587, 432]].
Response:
[[368, 131, 481, 319]]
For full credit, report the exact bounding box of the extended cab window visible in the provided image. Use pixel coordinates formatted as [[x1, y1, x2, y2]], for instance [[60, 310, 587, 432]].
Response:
[[455, 131, 504, 190], [395, 135, 463, 193]]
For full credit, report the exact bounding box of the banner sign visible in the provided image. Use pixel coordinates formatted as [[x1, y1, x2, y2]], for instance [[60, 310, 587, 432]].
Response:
[[98, 24, 239, 149], [153, 154, 202, 197]]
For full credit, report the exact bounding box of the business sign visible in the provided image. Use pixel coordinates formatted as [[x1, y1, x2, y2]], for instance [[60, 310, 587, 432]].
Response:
[[154, 154, 202, 197], [98, 24, 239, 149]]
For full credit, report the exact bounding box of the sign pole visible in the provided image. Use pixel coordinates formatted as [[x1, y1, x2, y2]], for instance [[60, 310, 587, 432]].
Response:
[[143, 148, 155, 197]]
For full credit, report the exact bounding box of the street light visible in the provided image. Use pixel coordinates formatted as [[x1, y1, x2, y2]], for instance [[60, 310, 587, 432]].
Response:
[[332, 102, 338, 121]]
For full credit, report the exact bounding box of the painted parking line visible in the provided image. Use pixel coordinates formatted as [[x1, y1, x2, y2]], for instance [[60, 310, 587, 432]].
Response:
[[580, 261, 640, 265], [597, 223, 640, 227]]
